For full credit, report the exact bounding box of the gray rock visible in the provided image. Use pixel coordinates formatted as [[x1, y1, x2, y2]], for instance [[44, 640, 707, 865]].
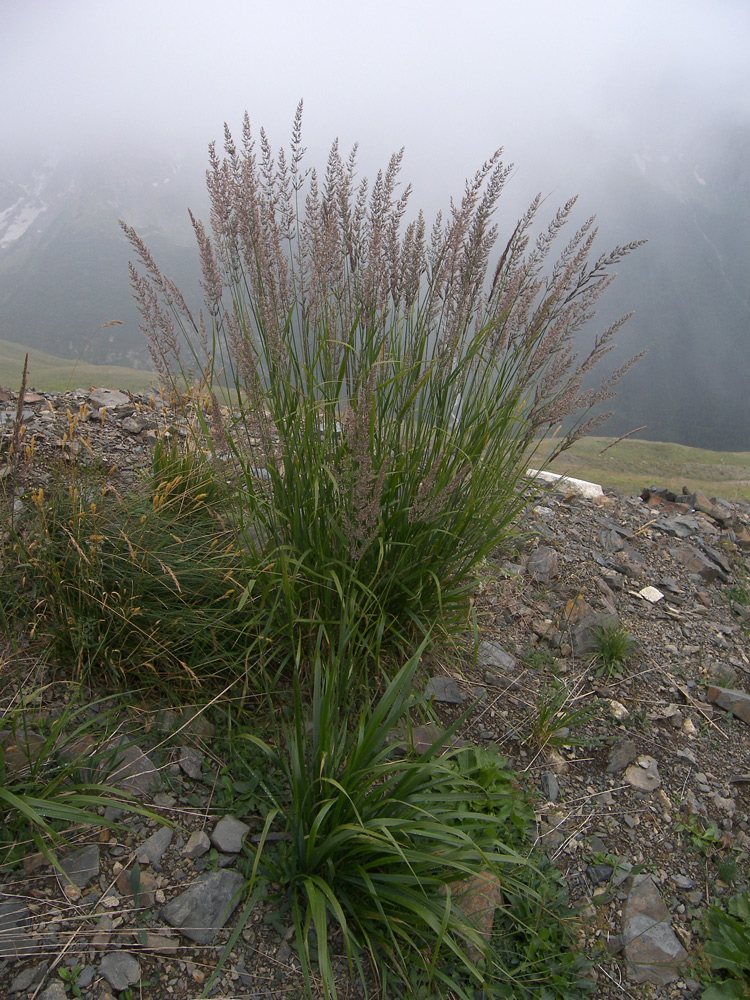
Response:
[[606, 740, 639, 774], [37, 983, 67, 1000], [669, 543, 728, 583], [672, 874, 696, 889], [136, 825, 173, 865], [109, 741, 159, 795], [527, 545, 559, 583], [179, 746, 204, 779], [121, 416, 145, 434], [623, 875, 688, 985], [88, 388, 131, 411], [624, 755, 661, 792], [210, 815, 251, 854], [541, 772, 559, 803], [100, 951, 141, 991], [58, 844, 99, 887], [162, 869, 245, 944], [424, 676, 465, 704], [656, 515, 699, 539], [183, 830, 211, 858], [9, 961, 48, 993], [0, 899, 38, 958], [476, 640, 517, 674], [587, 863, 614, 885], [707, 685, 750, 725]]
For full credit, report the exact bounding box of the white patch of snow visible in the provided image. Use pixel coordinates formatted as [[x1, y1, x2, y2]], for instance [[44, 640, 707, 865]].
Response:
[[694, 166, 706, 186], [0, 201, 48, 249], [633, 152, 647, 176]]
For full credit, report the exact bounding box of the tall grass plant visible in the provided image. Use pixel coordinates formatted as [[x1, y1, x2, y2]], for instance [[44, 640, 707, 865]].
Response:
[[122, 103, 643, 677]]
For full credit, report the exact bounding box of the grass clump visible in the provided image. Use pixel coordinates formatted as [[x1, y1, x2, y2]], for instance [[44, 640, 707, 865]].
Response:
[[220, 643, 590, 1000], [591, 623, 638, 680], [121, 102, 643, 682], [0, 681, 157, 874], [1, 439, 258, 693]]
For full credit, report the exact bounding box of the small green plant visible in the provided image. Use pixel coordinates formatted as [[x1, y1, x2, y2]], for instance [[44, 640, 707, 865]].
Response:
[[701, 890, 750, 999], [58, 963, 83, 998], [590, 623, 638, 680], [521, 646, 559, 673], [676, 812, 724, 858], [523, 675, 599, 752]]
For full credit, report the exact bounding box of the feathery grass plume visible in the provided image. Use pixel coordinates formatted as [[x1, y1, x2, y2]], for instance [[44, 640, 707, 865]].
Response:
[[122, 103, 644, 677]]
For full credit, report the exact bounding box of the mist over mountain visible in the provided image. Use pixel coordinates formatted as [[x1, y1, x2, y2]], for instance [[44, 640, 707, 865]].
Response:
[[0, 119, 748, 451]]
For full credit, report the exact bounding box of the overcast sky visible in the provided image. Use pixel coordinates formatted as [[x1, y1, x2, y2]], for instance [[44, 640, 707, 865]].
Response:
[[3, 0, 749, 201]]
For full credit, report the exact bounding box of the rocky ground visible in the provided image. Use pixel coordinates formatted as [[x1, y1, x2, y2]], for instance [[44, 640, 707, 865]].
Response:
[[1, 386, 750, 1000]]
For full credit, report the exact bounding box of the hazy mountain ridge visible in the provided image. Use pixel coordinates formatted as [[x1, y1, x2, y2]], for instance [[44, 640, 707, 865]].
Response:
[[0, 123, 748, 449]]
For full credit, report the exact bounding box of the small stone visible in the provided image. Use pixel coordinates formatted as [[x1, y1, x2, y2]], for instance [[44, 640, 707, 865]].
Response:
[[706, 685, 750, 725], [59, 845, 100, 888], [9, 961, 49, 993], [210, 815, 251, 854], [452, 871, 504, 961], [587, 863, 614, 885], [100, 952, 141, 991], [623, 875, 688, 985], [88, 388, 131, 411], [161, 869, 245, 945], [572, 611, 620, 655], [609, 700, 630, 720], [672, 875, 696, 889], [541, 772, 560, 803], [476, 640, 517, 674], [109, 741, 159, 795], [638, 586, 664, 603], [37, 984, 67, 1000], [606, 739, 638, 774], [183, 830, 211, 859], [527, 545, 559, 583], [424, 676, 465, 704], [0, 899, 38, 958], [136, 825, 173, 865], [624, 755, 661, 792], [179, 746, 204, 779]]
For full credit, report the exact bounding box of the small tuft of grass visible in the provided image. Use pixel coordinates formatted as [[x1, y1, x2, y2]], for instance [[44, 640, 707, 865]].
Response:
[[590, 623, 638, 681]]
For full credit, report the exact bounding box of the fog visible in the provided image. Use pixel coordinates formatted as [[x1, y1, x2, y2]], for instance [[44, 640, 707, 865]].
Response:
[[2, 0, 750, 449], [4, 0, 748, 193]]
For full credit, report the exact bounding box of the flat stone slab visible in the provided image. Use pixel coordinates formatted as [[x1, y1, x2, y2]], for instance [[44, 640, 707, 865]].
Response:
[[475, 640, 517, 674], [624, 755, 661, 792], [707, 685, 750, 725], [136, 825, 173, 865], [0, 899, 38, 959], [623, 875, 687, 985], [100, 951, 141, 991], [161, 869, 245, 944], [58, 845, 100, 887], [88, 388, 131, 411], [424, 676, 465, 704]]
